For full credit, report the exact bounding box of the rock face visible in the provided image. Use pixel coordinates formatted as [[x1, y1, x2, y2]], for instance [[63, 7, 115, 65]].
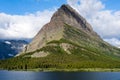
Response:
[[20, 4, 120, 58], [24, 4, 100, 52]]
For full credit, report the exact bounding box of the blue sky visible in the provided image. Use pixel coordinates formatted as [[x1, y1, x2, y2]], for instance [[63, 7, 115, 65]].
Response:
[[0, 0, 66, 15], [0, 0, 119, 15], [0, 0, 120, 47], [102, 0, 120, 11]]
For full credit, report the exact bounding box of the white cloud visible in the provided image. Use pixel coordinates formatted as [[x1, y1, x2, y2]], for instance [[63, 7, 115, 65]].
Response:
[[67, 0, 104, 18], [0, 10, 54, 39], [104, 38, 120, 48], [0, 0, 120, 47], [4, 41, 11, 45], [67, 0, 120, 47]]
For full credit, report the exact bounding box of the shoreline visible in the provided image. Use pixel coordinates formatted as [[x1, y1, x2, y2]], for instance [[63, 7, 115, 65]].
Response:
[[2, 68, 120, 72]]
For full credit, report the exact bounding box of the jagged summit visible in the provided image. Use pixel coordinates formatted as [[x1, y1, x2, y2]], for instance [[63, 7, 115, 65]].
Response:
[[51, 4, 93, 31], [19, 4, 120, 59], [22, 4, 100, 53], [51, 4, 99, 37], [61, 4, 72, 9]]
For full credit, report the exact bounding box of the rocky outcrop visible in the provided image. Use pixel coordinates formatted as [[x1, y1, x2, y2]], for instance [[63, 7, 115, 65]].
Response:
[[23, 4, 101, 53], [19, 4, 120, 58]]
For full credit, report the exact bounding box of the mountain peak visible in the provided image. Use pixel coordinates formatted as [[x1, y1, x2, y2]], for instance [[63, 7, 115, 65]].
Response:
[[3, 4, 120, 71], [61, 4, 70, 8], [60, 4, 74, 11], [21, 4, 102, 53], [51, 4, 95, 33]]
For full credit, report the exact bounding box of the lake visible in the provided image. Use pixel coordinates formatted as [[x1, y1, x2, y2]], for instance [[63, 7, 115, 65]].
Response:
[[0, 70, 120, 80]]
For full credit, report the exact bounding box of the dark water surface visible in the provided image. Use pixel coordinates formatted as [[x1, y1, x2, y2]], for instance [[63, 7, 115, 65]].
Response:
[[0, 70, 120, 80]]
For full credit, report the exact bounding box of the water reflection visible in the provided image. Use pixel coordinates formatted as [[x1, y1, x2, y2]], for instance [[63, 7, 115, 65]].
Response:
[[0, 70, 120, 80]]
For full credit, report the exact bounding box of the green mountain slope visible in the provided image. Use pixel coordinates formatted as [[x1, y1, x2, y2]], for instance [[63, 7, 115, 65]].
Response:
[[1, 24, 120, 70], [1, 4, 120, 71]]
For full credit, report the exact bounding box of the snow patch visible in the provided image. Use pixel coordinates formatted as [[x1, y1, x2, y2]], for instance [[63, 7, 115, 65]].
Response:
[[5, 41, 11, 45]]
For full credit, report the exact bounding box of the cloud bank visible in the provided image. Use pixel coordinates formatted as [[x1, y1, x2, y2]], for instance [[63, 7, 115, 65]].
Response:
[[0, 0, 120, 47], [67, 0, 120, 47], [0, 10, 54, 39]]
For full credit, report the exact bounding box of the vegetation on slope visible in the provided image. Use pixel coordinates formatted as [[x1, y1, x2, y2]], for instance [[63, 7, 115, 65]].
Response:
[[0, 24, 120, 71]]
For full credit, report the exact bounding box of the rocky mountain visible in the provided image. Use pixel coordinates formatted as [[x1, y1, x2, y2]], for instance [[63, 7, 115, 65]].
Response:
[[1, 4, 120, 70], [20, 4, 120, 58], [25, 4, 100, 53], [0, 40, 28, 59]]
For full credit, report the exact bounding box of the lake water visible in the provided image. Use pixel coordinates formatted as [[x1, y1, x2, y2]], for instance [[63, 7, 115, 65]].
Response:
[[0, 70, 120, 80]]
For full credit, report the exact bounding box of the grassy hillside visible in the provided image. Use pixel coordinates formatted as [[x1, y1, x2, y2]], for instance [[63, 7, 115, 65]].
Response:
[[0, 24, 120, 71]]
